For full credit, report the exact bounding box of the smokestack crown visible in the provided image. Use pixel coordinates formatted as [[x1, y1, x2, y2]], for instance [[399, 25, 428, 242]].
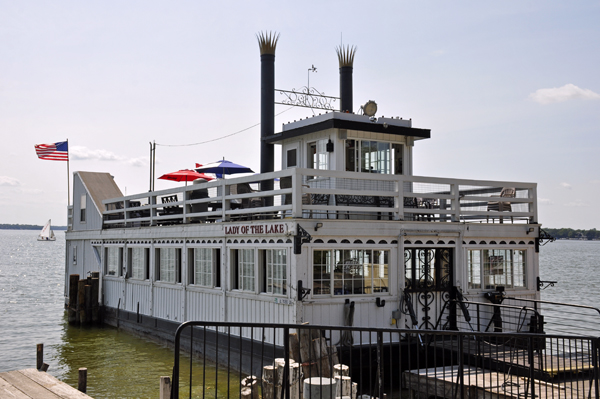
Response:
[[336, 45, 356, 68], [257, 31, 280, 56]]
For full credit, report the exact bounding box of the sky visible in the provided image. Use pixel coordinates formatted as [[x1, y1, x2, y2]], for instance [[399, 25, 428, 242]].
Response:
[[1, 1, 599, 229]]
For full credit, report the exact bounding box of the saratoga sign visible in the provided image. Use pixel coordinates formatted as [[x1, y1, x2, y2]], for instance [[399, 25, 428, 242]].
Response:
[[224, 223, 289, 236]]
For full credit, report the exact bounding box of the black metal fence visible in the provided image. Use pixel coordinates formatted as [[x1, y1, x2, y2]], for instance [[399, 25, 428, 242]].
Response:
[[172, 321, 600, 399]]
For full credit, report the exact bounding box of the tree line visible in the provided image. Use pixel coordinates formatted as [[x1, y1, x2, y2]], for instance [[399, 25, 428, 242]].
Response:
[[544, 228, 600, 240], [0, 224, 67, 230]]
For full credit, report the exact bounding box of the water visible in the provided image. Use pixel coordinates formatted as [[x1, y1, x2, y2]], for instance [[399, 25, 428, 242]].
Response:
[[0, 230, 199, 398], [1, 230, 599, 397]]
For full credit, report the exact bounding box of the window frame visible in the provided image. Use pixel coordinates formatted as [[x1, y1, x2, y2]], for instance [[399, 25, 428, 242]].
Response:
[[312, 248, 391, 297], [155, 247, 182, 284], [188, 247, 221, 288], [105, 246, 123, 277], [128, 246, 150, 280], [345, 139, 403, 175], [466, 248, 528, 291], [307, 139, 329, 170]]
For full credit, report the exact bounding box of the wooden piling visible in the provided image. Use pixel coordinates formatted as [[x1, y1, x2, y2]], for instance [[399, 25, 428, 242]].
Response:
[[84, 284, 92, 323], [91, 277, 99, 323], [313, 338, 331, 377], [68, 274, 79, 323], [36, 343, 43, 370], [299, 329, 318, 378], [160, 376, 171, 399], [302, 377, 337, 399], [78, 279, 86, 324], [262, 365, 276, 399], [78, 368, 87, 393], [240, 375, 260, 399], [289, 332, 301, 365]]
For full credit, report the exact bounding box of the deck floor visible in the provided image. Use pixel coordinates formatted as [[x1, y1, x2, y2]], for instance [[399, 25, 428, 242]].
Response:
[[434, 338, 595, 379], [0, 369, 92, 399], [403, 365, 593, 399]]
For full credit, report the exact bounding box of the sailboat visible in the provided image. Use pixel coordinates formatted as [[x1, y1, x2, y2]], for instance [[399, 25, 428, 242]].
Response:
[[38, 219, 56, 241]]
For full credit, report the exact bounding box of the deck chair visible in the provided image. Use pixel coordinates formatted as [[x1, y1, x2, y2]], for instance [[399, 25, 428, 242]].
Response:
[[487, 187, 515, 223]]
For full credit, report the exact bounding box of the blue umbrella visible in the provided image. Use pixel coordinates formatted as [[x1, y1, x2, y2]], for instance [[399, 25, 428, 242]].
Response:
[[195, 159, 254, 178]]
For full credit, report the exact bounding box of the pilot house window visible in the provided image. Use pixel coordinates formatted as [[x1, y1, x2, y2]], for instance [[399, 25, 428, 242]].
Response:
[[345, 140, 402, 174], [308, 140, 328, 170]]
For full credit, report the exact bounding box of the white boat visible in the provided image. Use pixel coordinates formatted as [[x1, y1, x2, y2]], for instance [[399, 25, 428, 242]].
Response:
[[64, 35, 551, 354], [38, 219, 56, 241]]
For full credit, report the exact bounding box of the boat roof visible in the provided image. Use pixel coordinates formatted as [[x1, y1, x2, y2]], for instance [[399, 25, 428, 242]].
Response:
[[76, 171, 123, 214], [264, 112, 431, 143]]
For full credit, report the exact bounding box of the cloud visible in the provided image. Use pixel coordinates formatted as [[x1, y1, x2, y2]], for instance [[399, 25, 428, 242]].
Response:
[[70, 146, 123, 161], [560, 182, 572, 189], [127, 157, 147, 167], [0, 176, 20, 186], [529, 84, 600, 104], [564, 200, 588, 207], [70, 146, 145, 167], [538, 198, 553, 205]]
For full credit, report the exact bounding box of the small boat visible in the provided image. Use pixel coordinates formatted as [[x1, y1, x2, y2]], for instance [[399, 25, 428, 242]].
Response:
[[38, 219, 56, 241]]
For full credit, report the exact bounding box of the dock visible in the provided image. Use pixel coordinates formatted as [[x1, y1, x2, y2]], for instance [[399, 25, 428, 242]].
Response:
[[0, 369, 92, 399], [403, 365, 592, 398]]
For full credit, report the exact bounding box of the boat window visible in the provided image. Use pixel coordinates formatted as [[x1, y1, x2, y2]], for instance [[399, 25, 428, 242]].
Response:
[[128, 247, 149, 280], [467, 249, 526, 290], [80, 194, 87, 223], [312, 249, 389, 296], [345, 139, 403, 175], [235, 249, 255, 292], [155, 248, 181, 284], [287, 149, 297, 168], [308, 140, 328, 170], [105, 246, 122, 276], [263, 249, 287, 295], [189, 248, 220, 288]]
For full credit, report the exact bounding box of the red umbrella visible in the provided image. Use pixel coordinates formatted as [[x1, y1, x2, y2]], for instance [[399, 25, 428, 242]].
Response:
[[158, 169, 214, 185]]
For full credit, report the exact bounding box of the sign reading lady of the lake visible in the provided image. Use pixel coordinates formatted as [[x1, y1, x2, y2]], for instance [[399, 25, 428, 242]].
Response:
[[224, 223, 292, 236]]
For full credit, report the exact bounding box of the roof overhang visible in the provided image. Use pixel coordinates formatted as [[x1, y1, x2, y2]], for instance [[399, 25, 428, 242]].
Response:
[[264, 112, 430, 144]]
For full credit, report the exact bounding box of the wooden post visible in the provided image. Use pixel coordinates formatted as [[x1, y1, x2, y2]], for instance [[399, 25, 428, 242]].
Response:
[[302, 377, 337, 399], [289, 362, 302, 399], [36, 343, 43, 370], [299, 329, 317, 378], [289, 332, 301, 365], [160, 376, 171, 399], [240, 375, 259, 399], [78, 279, 86, 324], [333, 364, 349, 377], [335, 376, 353, 398], [313, 338, 331, 377], [78, 368, 87, 393], [68, 274, 79, 323], [91, 277, 100, 323], [84, 284, 92, 323], [262, 365, 276, 399], [275, 358, 286, 399]]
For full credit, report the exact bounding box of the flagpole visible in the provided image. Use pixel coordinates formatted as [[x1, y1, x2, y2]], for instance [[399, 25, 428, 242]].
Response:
[[67, 138, 70, 207]]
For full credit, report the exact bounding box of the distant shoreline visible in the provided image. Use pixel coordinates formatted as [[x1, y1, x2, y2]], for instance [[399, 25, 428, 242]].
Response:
[[0, 224, 67, 231]]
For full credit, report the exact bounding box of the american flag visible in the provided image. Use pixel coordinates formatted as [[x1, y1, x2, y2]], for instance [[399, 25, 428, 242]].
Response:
[[34, 141, 69, 161]]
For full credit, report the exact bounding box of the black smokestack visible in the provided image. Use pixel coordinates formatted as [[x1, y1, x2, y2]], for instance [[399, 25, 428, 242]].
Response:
[[257, 31, 279, 175], [337, 45, 356, 113]]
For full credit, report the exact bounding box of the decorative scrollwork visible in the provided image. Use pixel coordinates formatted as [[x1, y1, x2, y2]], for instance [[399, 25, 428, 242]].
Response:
[[276, 87, 339, 111]]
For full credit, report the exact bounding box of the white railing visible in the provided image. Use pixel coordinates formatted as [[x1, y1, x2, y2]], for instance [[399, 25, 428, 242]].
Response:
[[100, 168, 537, 228]]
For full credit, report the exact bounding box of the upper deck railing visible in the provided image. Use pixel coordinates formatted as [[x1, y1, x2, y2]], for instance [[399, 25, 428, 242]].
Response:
[[101, 168, 538, 228]]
